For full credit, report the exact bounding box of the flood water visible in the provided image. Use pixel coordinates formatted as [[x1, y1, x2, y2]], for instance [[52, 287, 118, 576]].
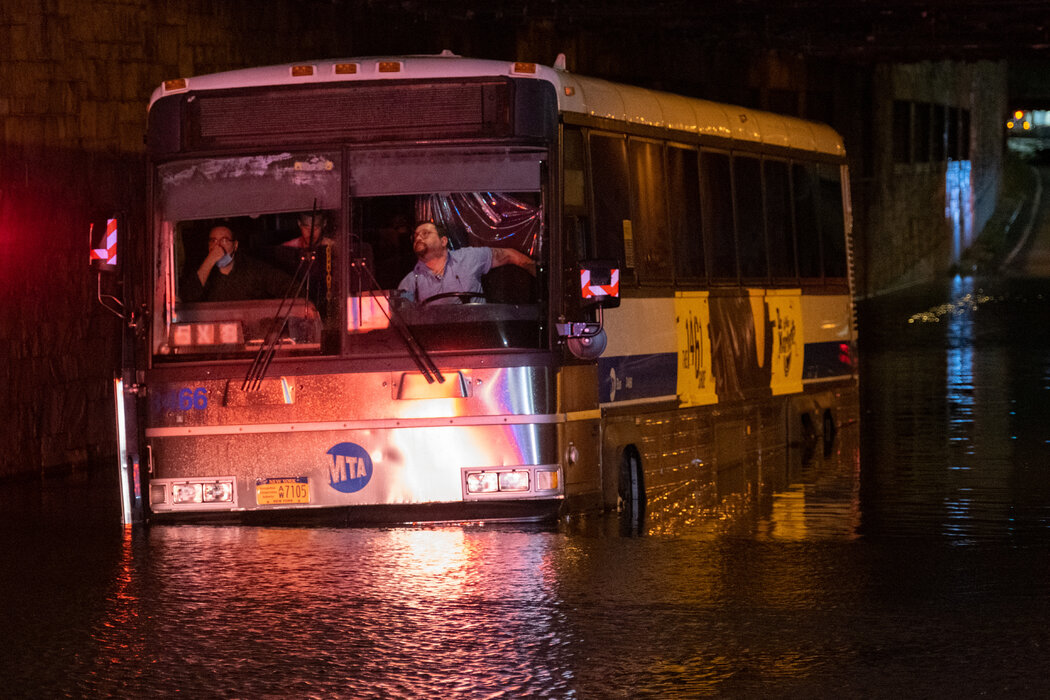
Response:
[[4, 275, 1050, 697]]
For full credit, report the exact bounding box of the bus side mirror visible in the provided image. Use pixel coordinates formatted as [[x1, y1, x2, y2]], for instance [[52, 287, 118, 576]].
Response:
[[89, 215, 120, 273], [556, 260, 619, 360], [579, 259, 620, 309]]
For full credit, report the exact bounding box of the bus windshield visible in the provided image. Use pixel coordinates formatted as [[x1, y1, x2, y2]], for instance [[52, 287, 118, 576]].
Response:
[[151, 148, 547, 361]]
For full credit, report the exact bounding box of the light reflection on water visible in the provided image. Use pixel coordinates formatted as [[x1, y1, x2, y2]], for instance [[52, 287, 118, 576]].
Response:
[[4, 276, 1050, 696]]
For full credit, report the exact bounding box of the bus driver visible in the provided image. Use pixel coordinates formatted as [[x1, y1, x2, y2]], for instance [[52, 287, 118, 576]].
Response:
[[397, 221, 536, 304]]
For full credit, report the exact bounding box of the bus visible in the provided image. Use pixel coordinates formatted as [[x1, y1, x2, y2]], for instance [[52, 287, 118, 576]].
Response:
[[95, 51, 857, 526]]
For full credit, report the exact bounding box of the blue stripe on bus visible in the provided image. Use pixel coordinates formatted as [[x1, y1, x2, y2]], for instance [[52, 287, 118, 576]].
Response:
[[598, 352, 678, 404], [597, 340, 854, 406]]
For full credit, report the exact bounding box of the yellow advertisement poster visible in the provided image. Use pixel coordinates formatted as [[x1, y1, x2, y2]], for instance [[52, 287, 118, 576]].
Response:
[[675, 291, 717, 407], [765, 289, 804, 396]]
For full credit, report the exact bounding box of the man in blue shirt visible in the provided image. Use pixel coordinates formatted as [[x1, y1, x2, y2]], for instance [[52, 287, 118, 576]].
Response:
[[398, 221, 536, 304]]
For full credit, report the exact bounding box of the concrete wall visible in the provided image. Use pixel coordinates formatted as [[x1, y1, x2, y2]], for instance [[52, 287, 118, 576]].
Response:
[[0, 0, 356, 477], [855, 61, 1007, 296]]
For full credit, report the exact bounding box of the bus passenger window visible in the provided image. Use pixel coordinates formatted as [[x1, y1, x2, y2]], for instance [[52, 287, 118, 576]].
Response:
[[629, 139, 672, 283], [668, 146, 704, 282], [764, 159, 796, 279], [589, 134, 630, 270], [701, 151, 736, 280], [818, 163, 848, 279], [793, 162, 822, 279], [733, 154, 767, 279]]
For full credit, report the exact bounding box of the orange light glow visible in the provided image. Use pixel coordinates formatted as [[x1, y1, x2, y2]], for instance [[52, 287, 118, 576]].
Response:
[[291, 65, 314, 77], [1015, 110, 1025, 120]]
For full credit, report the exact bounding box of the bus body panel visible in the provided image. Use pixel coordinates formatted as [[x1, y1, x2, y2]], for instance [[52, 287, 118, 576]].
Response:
[[130, 53, 858, 526]]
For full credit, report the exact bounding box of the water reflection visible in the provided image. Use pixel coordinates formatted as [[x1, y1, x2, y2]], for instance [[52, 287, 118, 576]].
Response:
[[8, 278, 1050, 695]]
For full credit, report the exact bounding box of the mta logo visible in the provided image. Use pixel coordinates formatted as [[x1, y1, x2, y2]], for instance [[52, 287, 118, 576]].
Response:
[[326, 442, 373, 493]]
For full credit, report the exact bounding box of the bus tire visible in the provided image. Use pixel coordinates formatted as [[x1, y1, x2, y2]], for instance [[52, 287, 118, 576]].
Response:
[[822, 409, 836, 457], [618, 447, 646, 524]]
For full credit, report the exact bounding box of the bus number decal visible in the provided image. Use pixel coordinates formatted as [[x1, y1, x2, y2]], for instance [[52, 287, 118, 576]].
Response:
[[326, 442, 374, 493], [675, 293, 716, 407], [176, 387, 208, 410]]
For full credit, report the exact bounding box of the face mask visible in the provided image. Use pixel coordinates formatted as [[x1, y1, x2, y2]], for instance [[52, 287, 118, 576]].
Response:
[[217, 252, 233, 268]]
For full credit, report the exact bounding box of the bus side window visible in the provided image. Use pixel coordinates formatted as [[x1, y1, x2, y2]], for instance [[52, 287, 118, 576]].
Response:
[[628, 138, 672, 284], [793, 162, 822, 280], [668, 145, 704, 283], [588, 133, 630, 274], [764, 158, 796, 280], [562, 126, 591, 259], [733, 153, 767, 280], [818, 163, 848, 279], [701, 150, 736, 281]]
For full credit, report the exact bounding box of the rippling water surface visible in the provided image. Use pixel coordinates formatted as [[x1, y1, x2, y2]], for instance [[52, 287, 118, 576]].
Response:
[[4, 276, 1050, 697]]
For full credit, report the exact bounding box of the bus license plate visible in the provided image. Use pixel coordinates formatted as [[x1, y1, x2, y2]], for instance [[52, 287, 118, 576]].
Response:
[[256, 477, 310, 505]]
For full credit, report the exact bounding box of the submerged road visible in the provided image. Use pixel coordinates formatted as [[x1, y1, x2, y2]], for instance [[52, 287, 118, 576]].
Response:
[[1005, 164, 1050, 276]]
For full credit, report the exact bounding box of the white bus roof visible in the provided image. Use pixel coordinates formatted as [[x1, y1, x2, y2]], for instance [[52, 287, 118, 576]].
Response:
[[150, 52, 845, 157]]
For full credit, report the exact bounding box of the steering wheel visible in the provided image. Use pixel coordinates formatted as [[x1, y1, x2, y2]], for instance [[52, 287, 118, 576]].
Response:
[[421, 291, 488, 305]]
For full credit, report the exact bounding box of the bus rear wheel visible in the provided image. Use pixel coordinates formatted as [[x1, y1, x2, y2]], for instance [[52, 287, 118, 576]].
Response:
[[618, 447, 646, 530]]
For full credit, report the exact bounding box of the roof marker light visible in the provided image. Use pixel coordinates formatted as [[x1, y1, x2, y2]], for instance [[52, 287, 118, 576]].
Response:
[[513, 62, 537, 74], [334, 63, 358, 75], [163, 78, 187, 92], [377, 61, 402, 73], [291, 65, 315, 77]]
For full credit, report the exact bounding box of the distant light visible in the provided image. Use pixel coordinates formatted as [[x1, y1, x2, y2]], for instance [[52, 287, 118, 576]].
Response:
[[1015, 110, 1025, 120], [1024, 121, 1032, 130], [1007, 121, 1015, 129]]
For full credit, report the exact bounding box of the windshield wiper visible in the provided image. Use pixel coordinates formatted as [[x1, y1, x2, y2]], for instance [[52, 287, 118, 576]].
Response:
[[243, 206, 444, 390], [242, 206, 323, 392], [350, 248, 444, 385]]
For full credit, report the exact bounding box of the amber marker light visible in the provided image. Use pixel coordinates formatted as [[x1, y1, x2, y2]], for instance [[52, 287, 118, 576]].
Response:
[[377, 61, 402, 73], [513, 62, 537, 74], [334, 63, 358, 75], [163, 78, 187, 92], [291, 65, 315, 77]]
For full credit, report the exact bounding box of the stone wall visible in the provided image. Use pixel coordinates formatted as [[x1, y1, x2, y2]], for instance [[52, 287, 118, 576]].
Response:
[[855, 60, 1007, 296], [0, 0, 358, 477]]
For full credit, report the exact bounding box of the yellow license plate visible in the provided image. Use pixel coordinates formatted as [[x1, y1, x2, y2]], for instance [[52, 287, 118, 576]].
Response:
[[256, 477, 310, 505]]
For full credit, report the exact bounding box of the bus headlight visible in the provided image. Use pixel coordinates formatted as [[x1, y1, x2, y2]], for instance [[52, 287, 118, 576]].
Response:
[[169, 480, 235, 504], [172, 483, 203, 504], [202, 481, 234, 503], [498, 470, 530, 492], [466, 472, 499, 493]]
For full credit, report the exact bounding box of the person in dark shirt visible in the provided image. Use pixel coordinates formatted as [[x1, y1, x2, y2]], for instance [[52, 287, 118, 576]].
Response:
[[181, 225, 292, 302]]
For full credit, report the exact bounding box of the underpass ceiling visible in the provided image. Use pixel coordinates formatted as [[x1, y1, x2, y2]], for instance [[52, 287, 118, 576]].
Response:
[[374, 1, 1050, 62]]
